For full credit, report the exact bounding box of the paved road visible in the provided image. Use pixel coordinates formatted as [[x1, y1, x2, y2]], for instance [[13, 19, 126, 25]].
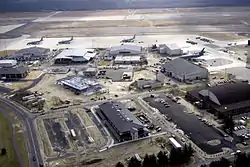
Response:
[[0, 97, 43, 167]]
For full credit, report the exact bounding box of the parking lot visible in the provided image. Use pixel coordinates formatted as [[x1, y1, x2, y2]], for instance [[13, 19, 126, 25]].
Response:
[[43, 119, 69, 152], [143, 95, 237, 154]]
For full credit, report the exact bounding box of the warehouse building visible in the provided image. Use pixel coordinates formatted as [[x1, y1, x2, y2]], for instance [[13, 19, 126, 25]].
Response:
[[0, 67, 29, 80], [186, 82, 250, 117], [97, 101, 148, 142], [6, 47, 50, 61], [0, 60, 17, 68], [159, 44, 183, 56], [161, 58, 208, 82], [54, 48, 96, 64], [114, 55, 147, 65], [109, 45, 142, 55]]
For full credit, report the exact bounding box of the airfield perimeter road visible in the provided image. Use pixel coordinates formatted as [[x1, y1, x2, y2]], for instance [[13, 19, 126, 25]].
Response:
[[1, 6, 250, 38], [0, 97, 43, 167]]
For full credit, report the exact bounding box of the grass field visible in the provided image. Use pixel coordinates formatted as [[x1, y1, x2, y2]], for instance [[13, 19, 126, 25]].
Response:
[[0, 112, 29, 167]]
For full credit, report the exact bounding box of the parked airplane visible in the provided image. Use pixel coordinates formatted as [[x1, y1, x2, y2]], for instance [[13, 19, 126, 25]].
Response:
[[120, 34, 136, 43], [27, 37, 44, 45], [181, 48, 205, 59], [58, 36, 74, 45]]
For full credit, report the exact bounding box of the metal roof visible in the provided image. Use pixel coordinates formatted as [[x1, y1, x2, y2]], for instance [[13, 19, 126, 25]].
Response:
[[162, 58, 207, 75], [55, 48, 96, 61], [110, 45, 141, 53], [115, 55, 141, 62], [166, 43, 180, 50], [199, 82, 250, 106], [57, 76, 99, 91], [16, 47, 49, 54], [0, 67, 28, 75], [0, 60, 17, 65], [99, 101, 144, 133]]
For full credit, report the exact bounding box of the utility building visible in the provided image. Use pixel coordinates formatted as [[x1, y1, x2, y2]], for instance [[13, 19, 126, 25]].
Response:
[[6, 47, 50, 61], [109, 45, 142, 55], [97, 101, 148, 142], [161, 58, 208, 82], [186, 82, 250, 117]]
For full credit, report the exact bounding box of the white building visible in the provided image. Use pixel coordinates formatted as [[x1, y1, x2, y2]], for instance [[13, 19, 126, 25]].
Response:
[[54, 48, 96, 64], [110, 45, 142, 55], [0, 60, 17, 68], [159, 44, 182, 56], [114, 55, 143, 65], [161, 58, 208, 82]]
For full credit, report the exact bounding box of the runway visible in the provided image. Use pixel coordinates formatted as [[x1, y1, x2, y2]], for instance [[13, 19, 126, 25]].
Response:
[[1, 6, 250, 38]]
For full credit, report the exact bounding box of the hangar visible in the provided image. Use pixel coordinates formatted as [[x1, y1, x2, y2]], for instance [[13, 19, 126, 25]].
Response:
[[158, 44, 182, 56], [97, 101, 148, 142], [0, 67, 29, 80], [6, 47, 50, 61], [54, 48, 96, 64], [109, 45, 142, 55], [186, 82, 250, 117], [161, 58, 208, 82]]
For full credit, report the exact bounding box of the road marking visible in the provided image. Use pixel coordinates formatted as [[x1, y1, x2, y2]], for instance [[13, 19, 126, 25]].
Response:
[[26, 120, 40, 167]]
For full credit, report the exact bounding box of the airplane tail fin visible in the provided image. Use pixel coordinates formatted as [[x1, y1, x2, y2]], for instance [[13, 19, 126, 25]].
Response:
[[133, 34, 136, 39], [199, 48, 205, 55], [41, 37, 44, 41], [71, 36, 73, 40]]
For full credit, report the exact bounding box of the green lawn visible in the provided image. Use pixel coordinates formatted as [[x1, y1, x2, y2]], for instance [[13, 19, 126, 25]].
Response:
[[0, 113, 29, 167]]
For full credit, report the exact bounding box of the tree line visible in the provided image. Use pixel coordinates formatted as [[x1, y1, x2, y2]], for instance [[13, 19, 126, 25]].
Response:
[[115, 144, 194, 167], [201, 152, 250, 167]]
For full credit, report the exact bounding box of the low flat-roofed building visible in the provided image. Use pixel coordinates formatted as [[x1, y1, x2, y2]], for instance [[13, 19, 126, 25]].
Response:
[[0, 60, 17, 68], [57, 76, 103, 95], [6, 47, 50, 61], [0, 67, 29, 80], [54, 48, 96, 64], [97, 101, 148, 142], [110, 45, 142, 55], [137, 79, 163, 89], [186, 82, 250, 117], [161, 58, 208, 82]]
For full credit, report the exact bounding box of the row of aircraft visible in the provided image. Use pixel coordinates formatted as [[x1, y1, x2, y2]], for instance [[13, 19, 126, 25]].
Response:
[[27, 34, 136, 45], [26, 36, 74, 45], [26, 35, 137, 46]]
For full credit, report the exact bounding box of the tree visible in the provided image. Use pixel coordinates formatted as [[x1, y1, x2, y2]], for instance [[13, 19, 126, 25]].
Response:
[[128, 156, 141, 167], [157, 151, 169, 167], [235, 152, 248, 167], [222, 116, 234, 134], [1, 148, 6, 156], [209, 157, 230, 167], [115, 162, 125, 167], [142, 154, 158, 167]]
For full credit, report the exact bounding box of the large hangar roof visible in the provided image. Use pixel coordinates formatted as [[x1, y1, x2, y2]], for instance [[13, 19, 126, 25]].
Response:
[[99, 101, 144, 133], [162, 58, 207, 75], [110, 45, 141, 53], [199, 82, 250, 105]]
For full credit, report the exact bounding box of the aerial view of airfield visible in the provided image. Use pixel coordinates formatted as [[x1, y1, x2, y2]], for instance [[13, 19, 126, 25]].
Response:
[[1, 0, 250, 167]]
